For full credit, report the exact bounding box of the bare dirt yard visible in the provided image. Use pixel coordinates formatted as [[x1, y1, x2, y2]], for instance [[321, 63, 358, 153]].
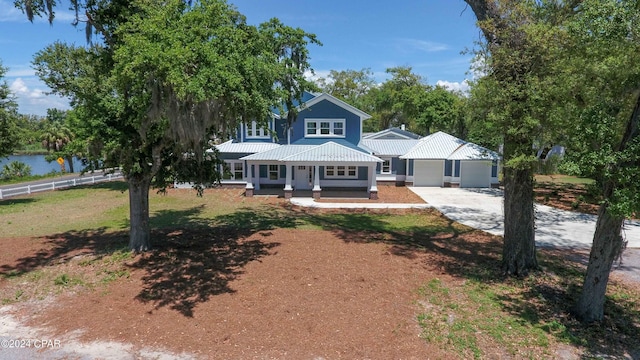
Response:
[[1, 185, 638, 359]]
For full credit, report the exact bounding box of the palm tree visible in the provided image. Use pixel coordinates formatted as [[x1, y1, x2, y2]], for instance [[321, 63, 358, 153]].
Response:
[[41, 121, 75, 172]]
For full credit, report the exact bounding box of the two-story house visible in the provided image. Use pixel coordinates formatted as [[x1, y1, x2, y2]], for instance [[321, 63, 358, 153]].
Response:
[[214, 92, 500, 199]]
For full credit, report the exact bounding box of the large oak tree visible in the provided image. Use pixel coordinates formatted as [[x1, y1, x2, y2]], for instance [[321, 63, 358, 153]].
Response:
[[20, 0, 319, 251]]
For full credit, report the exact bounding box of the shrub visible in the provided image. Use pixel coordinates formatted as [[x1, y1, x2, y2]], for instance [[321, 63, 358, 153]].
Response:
[[1, 161, 32, 179]]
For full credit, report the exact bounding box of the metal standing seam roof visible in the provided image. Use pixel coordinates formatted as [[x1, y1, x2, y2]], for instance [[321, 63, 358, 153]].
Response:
[[448, 143, 500, 160], [400, 131, 499, 160], [214, 140, 281, 154], [361, 139, 420, 156], [281, 142, 382, 163], [400, 131, 466, 159], [240, 145, 317, 161], [240, 142, 381, 162]]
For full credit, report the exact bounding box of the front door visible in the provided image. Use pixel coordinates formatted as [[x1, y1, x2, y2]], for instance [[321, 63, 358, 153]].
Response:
[[294, 166, 312, 190]]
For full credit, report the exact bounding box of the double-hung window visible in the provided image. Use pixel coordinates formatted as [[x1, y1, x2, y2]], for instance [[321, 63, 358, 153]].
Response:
[[222, 161, 244, 180], [268, 165, 279, 180], [381, 159, 391, 174], [305, 119, 346, 137], [246, 121, 269, 138], [325, 165, 357, 179]]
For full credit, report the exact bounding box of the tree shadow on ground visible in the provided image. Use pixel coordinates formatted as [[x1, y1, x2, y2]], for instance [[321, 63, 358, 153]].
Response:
[[0, 227, 128, 277], [294, 207, 504, 283], [0, 197, 37, 206], [132, 205, 298, 317], [1, 204, 297, 318], [495, 248, 640, 359], [290, 206, 640, 358]]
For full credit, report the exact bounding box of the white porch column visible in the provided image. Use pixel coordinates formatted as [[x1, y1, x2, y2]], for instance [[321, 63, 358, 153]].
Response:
[[284, 164, 293, 191], [244, 161, 253, 189], [312, 165, 321, 199], [313, 165, 321, 191], [253, 163, 261, 190], [244, 161, 254, 197], [368, 164, 378, 200]]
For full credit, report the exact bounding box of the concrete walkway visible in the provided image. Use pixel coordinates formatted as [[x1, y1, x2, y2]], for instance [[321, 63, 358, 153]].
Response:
[[289, 187, 639, 250]]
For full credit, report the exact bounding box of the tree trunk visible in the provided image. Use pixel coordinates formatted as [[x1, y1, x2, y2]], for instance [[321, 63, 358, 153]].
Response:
[[502, 162, 538, 276], [128, 175, 152, 252], [576, 93, 640, 323], [575, 204, 624, 323], [66, 155, 74, 173]]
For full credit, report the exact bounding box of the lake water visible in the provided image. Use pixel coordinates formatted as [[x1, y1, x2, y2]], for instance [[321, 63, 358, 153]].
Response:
[[0, 155, 85, 176]]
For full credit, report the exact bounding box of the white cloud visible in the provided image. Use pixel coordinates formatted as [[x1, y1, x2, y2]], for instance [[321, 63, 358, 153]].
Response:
[[436, 79, 471, 94], [304, 69, 331, 83], [397, 38, 449, 53], [9, 77, 70, 116]]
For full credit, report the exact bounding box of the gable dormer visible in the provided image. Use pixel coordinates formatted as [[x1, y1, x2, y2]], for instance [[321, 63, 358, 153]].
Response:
[[287, 93, 371, 146]]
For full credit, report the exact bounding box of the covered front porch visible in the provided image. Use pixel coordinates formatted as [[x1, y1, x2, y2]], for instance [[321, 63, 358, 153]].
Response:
[[240, 142, 383, 200], [243, 163, 380, 200]]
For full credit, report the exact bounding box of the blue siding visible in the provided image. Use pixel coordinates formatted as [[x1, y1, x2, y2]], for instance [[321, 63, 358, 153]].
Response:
[[290, 99, 361, 146], [454, 160, 461, 177], [358, 166, 367, 180], [444, 160, 453, 177], [274, 118, 288, 144], [397, 158, 407, 175], [391, 157, 401, 175], [408, 159, 414, 176]]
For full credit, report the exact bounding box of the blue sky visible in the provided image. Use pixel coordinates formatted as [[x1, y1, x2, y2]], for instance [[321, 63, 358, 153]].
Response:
[[0, 0, 482, 117]]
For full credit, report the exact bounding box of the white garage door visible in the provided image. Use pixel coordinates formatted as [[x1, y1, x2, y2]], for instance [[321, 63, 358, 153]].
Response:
[[413, 160, 444, 187], [460, 161, 491, 188]]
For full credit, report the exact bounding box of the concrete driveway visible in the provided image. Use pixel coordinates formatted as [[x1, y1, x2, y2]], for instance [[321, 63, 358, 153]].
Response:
[[408, 187, 640, 249]]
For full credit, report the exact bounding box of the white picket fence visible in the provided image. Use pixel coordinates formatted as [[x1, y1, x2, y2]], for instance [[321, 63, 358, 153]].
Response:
[[0, 171, 124, 200]]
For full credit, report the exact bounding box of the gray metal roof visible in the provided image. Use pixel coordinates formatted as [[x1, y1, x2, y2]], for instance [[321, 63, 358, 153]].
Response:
[[361, 139, 420, 156], [214, 140, 281, 154], [240, 145, 316, 161], [448, 143, 500, 160], [240, 142, 381, 163], [400, 132, 466, 159], [363, 127, 422, 140], [281, 142, 381, 163], [400, 132, 499, 161]]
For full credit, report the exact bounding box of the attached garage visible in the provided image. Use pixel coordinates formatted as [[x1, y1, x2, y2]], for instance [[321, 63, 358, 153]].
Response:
[[459, 161, 492, 188], [413, 160, 444, 186], [401, 132, 500, 188]]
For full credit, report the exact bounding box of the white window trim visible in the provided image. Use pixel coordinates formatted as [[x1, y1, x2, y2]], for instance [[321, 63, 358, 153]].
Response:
[[324, 165, 358, 179], [222, 160, 244, 180], [268, 164, 279, 180], [381, 158, 392, 175], [246, 121, 270, 139], [304, 119, 346, 138]]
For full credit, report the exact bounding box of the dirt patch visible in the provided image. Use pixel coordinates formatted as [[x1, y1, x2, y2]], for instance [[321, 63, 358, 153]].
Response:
[[315, 185, 426, 204], [2, 225, 460, 359], [534, 182, 601, 215]]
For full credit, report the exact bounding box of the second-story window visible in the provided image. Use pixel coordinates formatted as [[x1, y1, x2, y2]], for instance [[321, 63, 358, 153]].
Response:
[[305, 119, 346, 137], [247, 121, 269, 138]]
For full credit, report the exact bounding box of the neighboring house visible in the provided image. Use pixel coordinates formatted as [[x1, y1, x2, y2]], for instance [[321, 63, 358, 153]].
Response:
[[214, 92, 500, 198]]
